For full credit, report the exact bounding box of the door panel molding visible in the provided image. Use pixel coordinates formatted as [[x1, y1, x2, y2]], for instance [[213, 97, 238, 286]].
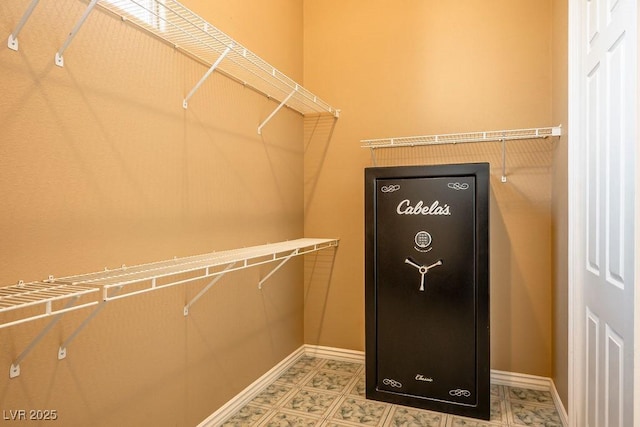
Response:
[[569, 0, 636, 426]]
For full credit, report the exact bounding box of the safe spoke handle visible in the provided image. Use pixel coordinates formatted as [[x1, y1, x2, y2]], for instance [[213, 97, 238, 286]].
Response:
[[426, 259, 443, 271], [404, 258, 423, 271], [405, 258, 443, 292]]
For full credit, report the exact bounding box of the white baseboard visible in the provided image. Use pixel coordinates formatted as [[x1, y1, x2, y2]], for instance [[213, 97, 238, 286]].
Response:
[[300, 344, 365, 362], [491, 368, 568, 426], [198, 345, 568, 427], [549, 380, 569, 427], [491, 368, 554, 390], [196, 346, 306, 427]]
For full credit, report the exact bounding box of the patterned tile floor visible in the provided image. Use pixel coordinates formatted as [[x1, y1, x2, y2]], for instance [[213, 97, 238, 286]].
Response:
[[221, 355, 563, 427]]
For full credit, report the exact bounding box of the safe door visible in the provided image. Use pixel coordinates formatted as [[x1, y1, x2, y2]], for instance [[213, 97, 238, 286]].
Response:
[[364, 163, 490, 420]]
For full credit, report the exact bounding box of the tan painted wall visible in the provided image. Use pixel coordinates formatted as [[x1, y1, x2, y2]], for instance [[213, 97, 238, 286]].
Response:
[[1, 0, 568, 422], [303, 0, 555, 376], [0, 0, 305, 425], [551, 0, 569, 410]]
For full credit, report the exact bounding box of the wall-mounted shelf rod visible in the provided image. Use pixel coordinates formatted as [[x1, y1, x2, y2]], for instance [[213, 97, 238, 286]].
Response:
[[258, 87, 297, 135], [7, 0, 40, 51], [55, 0, 99, 67], [183, 262, 236, 316], [258, 249, 298, 289], [361, 125, 562, 181], [183, 43, 233, 109]]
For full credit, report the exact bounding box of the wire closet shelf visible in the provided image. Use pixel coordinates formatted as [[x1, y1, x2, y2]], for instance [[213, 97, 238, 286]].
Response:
[[360, 126, 562, 149], [361, 126, 562, 182], [98, 0, 339, 118], [0, 282, 98, 330], [2, 239, 338, 378], [8, 0, 339, 127], [0, 238, 338, 330]]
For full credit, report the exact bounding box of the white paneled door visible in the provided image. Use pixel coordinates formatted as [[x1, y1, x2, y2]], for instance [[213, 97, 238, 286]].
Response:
[[569, 0, 637, 426]]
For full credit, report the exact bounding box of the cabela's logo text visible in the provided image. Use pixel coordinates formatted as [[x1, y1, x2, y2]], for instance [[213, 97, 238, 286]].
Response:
[[396, 199, 451, 216]]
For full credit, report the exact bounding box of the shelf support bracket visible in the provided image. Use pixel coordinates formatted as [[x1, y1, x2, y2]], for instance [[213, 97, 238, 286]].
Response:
[[183, 262, 236, 316], [370, 147, 378, 166], [7, 0, 40, 51], [183, 44, 233, 109], [57, 285, 123, 360], [258, 249, 298, 290], [55, 0, 99, 67], [501, 137, 507, 183], [257, 87, 297, 135], [10, 296, 79, 378]]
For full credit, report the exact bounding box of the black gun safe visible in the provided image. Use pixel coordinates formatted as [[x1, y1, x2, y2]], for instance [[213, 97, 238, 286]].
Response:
[[365, 163, 490, 420]]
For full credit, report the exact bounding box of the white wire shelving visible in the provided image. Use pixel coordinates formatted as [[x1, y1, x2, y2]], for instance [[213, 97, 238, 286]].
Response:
[[0, 281, 98, 330], [58, 238, 339, 302], [1, 238, 338, 378], [6, 0, 339, 133], [361, 126, 562, 149], [1, 281, 99, 378], [98, 0, 340, 118], [361, 126, 563, 182], [5, 0, 341, 379]]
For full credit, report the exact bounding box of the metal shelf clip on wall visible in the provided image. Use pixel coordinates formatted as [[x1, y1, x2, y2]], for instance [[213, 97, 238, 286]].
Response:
[[7, 0, 339, 133], [361, 126, 562, 182], [7, 0, 40, 51], [1, 239, 338, 378]]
